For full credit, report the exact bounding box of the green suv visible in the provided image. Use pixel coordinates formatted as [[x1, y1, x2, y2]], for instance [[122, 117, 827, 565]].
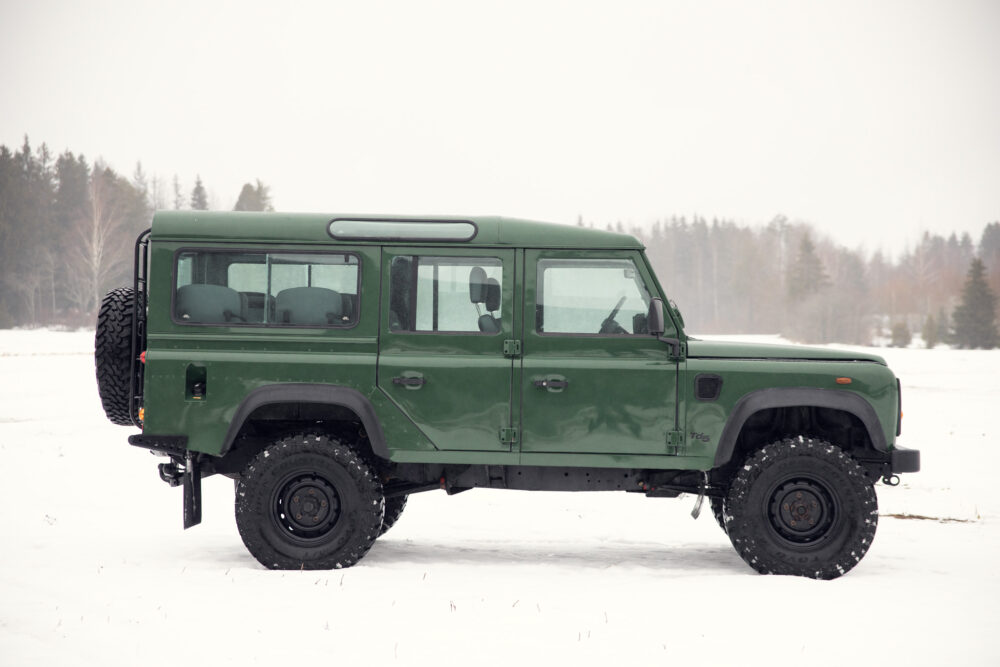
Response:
[[95, 212, 919, 578]]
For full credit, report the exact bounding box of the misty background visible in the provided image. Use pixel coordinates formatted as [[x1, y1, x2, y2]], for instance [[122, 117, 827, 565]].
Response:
[[1, 0, 998, 344]]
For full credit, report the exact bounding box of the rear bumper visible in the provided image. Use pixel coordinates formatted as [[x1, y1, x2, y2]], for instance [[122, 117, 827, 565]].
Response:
[[128, 433, 188, 456], [890, 446, 920, 474]]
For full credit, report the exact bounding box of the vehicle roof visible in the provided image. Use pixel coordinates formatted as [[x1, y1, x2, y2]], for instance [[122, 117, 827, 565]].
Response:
[[149, 211, 644, 250]]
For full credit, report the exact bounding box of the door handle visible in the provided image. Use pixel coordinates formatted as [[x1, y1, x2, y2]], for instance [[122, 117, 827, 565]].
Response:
[[392, 376, 426, 387], [533, 378, 569, 390]]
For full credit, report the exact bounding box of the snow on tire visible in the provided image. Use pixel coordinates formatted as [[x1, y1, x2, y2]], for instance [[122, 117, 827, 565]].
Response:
[[724, 437, 878, 580], [379, 494, 408, 536]]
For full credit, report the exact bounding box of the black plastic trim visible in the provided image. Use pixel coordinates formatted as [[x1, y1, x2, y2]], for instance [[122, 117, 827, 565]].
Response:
[[891, 446, 920, 473], [219, 384, 389, 459], [129, 433, 188, 456], [694, 373, 723, 401], [712, 387, 888, 467]]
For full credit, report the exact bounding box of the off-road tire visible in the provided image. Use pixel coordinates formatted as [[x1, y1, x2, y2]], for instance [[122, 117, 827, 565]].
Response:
[[235, 434, 384, 570], [709, 497, 727, 533], [95, 287, 136, 425], [724, 437, 877, 580], [379, 494, 408, 536]]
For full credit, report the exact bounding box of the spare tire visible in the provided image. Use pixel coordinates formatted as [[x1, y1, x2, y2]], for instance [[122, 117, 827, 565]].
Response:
[[95, 287, 137, 425]]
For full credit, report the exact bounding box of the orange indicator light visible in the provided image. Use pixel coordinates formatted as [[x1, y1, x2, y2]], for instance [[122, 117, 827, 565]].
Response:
[[835, 377, 852, 385]]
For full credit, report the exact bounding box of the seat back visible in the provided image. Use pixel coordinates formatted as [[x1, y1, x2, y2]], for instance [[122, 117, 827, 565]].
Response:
[[176, 284, 244, 324], [275, 286, 343, 326]]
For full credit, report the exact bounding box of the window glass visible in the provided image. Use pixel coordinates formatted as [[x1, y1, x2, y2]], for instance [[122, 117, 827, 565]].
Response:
[[537, 258, 651, 335], [329, 219, 476, 241], [174, 250, 359, 327], [389, 256, 502, 333]]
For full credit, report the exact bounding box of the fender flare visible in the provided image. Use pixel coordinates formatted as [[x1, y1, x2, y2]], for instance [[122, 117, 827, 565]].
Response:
[[220, 383, 389, 459], [712, 387, 887, 467]]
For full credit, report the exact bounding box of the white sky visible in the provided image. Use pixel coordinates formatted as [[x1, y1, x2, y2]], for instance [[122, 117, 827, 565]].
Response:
[[2, 0, 998, 255]]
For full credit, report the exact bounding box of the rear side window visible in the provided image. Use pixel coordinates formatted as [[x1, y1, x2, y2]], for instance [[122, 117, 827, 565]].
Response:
[[174, 250, 360, 327]]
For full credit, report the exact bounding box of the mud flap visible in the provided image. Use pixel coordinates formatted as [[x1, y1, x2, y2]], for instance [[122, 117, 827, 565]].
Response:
[[183, 452, 202, 529]]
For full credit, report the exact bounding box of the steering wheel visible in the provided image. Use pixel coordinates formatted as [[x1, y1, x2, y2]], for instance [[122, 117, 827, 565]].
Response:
[[599, 296, 628, 334]]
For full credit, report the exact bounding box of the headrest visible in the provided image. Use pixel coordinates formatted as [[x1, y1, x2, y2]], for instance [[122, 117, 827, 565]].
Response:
[[485, 278, 500, 312], [469, 266, 488, 303]]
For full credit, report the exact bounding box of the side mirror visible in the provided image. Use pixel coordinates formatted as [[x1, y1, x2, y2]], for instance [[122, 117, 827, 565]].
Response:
[[647, 298, 665, 336], [647, 297, 682, 359]]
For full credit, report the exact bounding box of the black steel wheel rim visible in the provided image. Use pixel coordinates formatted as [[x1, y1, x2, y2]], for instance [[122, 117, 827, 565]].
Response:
[[765, 475, 840, 547], [271, 473, 341, 543]]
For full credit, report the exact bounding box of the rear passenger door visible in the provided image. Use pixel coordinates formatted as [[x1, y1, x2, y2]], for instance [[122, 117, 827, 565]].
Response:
[[377, 248, 516, 451]]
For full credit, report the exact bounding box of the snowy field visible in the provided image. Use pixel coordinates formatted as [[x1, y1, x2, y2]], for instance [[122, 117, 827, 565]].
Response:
[[1, 329, 998, 666]]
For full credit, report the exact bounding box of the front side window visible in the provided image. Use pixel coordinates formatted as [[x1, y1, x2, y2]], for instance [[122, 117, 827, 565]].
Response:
[[174, 250, 359, 327], [389, 256, 502, 334], [537, 258, 651, 335]]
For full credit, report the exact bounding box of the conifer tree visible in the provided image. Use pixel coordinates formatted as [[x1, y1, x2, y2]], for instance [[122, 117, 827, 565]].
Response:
[[952, 258, 998, 349], [921, 313, 938, 348], [190, 175, 208, 210], [787, 233, 830, 303], [233, 179, 273, 211]]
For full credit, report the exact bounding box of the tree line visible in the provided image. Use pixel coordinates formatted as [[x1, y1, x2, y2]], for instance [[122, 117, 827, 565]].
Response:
[[593, 215, 998, 348], [0, 137, 271, 328], [1, 136, 996, 347]]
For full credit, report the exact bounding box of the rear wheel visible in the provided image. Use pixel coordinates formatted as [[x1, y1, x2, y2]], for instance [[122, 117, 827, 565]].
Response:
[[235, 434, 384, 569], [724, 437, 877, 579]]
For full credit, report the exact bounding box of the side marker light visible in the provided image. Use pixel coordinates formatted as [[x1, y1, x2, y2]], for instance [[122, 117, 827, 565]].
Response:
[[835, 377, 852, 385]]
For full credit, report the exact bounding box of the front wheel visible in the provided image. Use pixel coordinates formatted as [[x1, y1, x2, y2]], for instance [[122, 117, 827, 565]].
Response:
[[235, 434, 384, 570], [724, 437, 877, 580], [379, 494, 408, 536]]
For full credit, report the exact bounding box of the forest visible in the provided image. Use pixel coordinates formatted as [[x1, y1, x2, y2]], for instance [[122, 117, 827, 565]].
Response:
[[1, 136, 997, 347]]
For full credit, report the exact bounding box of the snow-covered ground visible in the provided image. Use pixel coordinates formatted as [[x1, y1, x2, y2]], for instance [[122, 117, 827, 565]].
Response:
[[1, 330, 997, 665]]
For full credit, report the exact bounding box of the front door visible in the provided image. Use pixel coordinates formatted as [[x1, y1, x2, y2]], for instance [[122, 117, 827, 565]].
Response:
[[520, 250, 678, 455], [377, 248, 516, 451]]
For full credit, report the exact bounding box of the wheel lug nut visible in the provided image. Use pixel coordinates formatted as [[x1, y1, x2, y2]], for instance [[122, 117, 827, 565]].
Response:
[[783, 503, 789, 510], [296, 514, 302, 519], [796, 492, 802, 499], [293, 497, 299, 503]]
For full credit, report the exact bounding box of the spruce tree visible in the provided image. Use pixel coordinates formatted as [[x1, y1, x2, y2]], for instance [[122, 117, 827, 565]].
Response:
[[190, 175, 208, 210], [921, 314, 938, 348], [787, 233, 830, 303], [233, 179, 273, 211], [952, 258, 998, 349]]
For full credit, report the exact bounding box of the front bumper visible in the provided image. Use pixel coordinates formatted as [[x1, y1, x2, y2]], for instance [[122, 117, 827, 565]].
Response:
[[890, 446, 920, 474]]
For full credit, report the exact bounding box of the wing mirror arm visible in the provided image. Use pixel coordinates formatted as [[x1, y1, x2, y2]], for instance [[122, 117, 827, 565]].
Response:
[[647, 298, 682, 359]]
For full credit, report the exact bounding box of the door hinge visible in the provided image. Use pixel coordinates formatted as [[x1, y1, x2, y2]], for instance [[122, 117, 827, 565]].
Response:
[[503, 339, 522, 357], [666, 429, 684, 455], [499, 427, 519, 445]]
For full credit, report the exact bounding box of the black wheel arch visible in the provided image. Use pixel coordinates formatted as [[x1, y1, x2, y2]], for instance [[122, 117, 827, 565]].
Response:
[[713, 387, 888, 468], [220, 383, 390, 460]]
